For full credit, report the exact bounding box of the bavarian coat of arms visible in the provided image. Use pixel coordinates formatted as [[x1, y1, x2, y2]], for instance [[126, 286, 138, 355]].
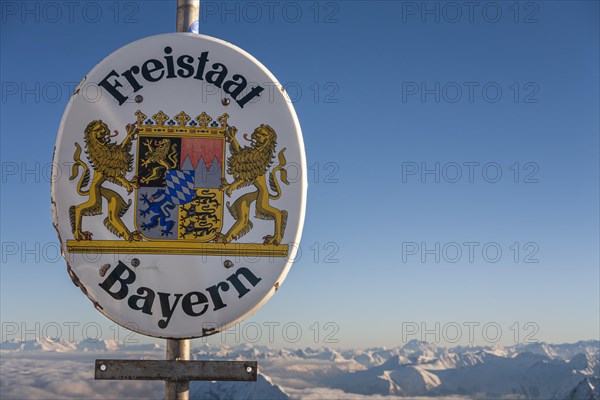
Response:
[[66, 110, 290, 258]]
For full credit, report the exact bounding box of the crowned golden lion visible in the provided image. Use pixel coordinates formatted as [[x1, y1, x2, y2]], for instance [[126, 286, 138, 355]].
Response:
[[69, 120, 142, 241], [216, 124, 289, 245], [139, 138, 178, 184]]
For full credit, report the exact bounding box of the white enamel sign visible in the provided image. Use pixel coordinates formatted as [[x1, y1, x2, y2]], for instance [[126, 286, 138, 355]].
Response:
[[52, 33, 306, 338]]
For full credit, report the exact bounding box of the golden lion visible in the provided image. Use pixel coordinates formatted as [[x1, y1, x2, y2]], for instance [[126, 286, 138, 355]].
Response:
[[216, 124, 289, 245], [69, 120, 141, 241], [139, 138, 178, 184]]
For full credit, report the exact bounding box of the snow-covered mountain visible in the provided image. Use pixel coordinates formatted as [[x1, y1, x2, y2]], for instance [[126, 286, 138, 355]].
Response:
[[0, 337, 162, 353], [564, 377, 600, 400], [190, 373, 289, 400], [0, 337, 77, 352], [2, 338, 598, 399]]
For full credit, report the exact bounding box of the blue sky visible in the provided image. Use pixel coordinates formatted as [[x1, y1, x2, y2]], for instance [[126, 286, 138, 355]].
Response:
[[1, 1, 598, 349]]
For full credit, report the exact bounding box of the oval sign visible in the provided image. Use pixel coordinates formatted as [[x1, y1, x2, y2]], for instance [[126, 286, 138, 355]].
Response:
[[52, 33, 306, 338]]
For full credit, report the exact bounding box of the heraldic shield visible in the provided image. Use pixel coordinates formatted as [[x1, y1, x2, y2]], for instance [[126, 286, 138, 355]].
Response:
[[134, 110, 225, 243], [64, 109, 289, 258]]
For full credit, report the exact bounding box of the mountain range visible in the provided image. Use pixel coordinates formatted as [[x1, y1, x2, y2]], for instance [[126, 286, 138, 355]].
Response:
[[2, 338, 598, 399]]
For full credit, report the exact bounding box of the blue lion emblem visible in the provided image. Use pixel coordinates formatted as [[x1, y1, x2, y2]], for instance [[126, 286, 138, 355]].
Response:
[[139, 188, 176, 236]]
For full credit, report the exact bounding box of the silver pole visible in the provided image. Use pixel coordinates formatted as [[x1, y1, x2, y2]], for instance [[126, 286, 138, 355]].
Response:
[[165, 339, 191, 400], [177, 0, 200, 33], [168, 2, 197, 399]]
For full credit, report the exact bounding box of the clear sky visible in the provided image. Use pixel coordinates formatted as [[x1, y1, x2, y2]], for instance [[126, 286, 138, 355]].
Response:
[[1, 1, 598, 349]]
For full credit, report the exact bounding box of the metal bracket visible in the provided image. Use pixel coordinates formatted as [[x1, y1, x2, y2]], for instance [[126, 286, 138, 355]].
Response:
[[95, 359, 257, 381]]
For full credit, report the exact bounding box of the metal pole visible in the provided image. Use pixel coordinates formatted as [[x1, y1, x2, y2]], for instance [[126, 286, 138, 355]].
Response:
[[165, 339, 191, 400], [177, 0, 200, 33], [169, 3, 197, 399]]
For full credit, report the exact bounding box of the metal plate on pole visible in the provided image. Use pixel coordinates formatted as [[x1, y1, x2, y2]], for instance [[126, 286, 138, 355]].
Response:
[[95, 360, 257, 381]]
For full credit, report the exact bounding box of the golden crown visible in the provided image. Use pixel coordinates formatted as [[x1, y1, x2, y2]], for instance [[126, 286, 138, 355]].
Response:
[[135, 110, 229, 136]]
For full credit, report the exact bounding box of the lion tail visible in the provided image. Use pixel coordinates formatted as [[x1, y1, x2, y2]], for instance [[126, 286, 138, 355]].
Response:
[[70, 143, 90, 196], [268, 148, 289, 200]]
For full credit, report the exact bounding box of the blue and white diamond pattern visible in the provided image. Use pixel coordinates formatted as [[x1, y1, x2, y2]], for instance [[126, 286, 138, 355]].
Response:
[[165, 170, 195, 205]]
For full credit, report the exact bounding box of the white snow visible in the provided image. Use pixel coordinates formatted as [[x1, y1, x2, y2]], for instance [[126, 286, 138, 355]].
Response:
[[1, 338, 598, 399]]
